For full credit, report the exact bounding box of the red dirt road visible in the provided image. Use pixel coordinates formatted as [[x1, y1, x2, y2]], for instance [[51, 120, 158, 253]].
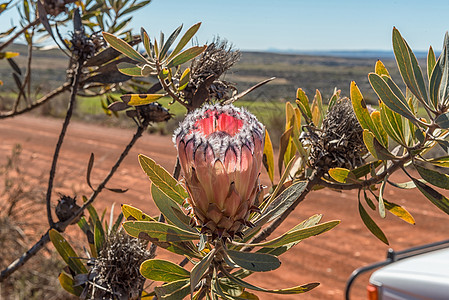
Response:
[[1, 115, 448, 299]]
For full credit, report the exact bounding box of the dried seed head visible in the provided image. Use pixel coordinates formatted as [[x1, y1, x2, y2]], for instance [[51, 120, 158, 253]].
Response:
[[182, 38, 240, 109], [43, 0, 77, 16], [85, 230, 153, 299], [174, 104, 264, 240], [55, 195, 81, 224], [303, 97, 367, 171]]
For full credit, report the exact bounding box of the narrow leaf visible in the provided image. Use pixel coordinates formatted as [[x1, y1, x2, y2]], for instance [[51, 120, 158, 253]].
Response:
[[384, 200, 415, 224], [328, 168, 357, 183], [358, 201, 389, 245], [86, 153, 94, 190], [296, 88, 312, 122], [225, 249, 281, 272], [7, 58, 21, 74], [139, 155, 188, 204], [278, 127, 293, 174], [388, 180, 416, 189], [247, 221, 339, 248], [168, 22, 201, 60], [37, 0, 55, 41], [151, 184, 195, 232], [167, 45, 206, 68], [375, 60, 390, 77], [427, 156, 449, 168], [121, 204, 154, 221], [190, 249, 215, 296], [178, 67, 190, 91], [123, 221, 199, 242], [411, 177, 449, 215], [103, 32, 147, 63], [140, 259, 190, 282], [58, 272, 83, 296], [369, 73, 417, 122], [427, 46, 436, 81], [262, 129, 275, 183], [430, 55, 443, 109], [94, 219, 105, 254], [155, 279, 190, 300], [351, 161, 382, 179], [120, 93, 164, 106], [435, 112, 449, 129], [378, 178, 387, 218], [117, 62, 142, 76], [49, 229, 88, 274], [160, 24, 183, 59], [392, 28, 424, 102], [415, 164, 449, 189], [221, 267, 319, 294]]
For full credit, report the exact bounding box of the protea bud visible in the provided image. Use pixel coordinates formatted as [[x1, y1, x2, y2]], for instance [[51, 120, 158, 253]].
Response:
[[173, 104, 264, 240]]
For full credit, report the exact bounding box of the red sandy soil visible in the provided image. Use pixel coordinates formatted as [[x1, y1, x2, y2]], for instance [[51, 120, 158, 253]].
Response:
[[1, 114, 448, 300]]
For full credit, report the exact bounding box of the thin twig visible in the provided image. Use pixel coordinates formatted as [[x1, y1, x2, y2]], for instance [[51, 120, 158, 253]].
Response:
[[45, 58, 84, 227], [0, 121, 149, 282], [0, 19, 40, 52]]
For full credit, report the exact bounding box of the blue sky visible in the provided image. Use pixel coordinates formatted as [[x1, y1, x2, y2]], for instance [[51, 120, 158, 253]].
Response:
[[1, 0, 449, 52], [131, 0, 449, 52]]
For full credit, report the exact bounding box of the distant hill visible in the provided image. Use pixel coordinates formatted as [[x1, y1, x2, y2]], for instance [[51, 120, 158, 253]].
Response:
[[1, 43, 428, 104], [264, 49, 433, 59]]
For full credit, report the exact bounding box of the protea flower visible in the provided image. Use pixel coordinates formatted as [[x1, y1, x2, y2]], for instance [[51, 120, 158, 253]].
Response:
[[173, 104, 264, 240]]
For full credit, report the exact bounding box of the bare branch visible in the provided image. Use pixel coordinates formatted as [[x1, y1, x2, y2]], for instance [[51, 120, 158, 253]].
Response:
[[45, 58, 84, 227]]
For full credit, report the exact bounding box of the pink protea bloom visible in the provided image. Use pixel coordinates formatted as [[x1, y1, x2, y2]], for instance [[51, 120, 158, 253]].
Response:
[[173, 104, 265, 239]]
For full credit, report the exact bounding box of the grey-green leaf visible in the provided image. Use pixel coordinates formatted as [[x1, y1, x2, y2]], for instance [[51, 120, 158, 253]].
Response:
[[220, 267, 319, 294], [392, 28, 424, 102], [248, 220, 339, 248], [167, 46, 206, 68], [154, 279, 190, 300], [225, 249, 281, 272], [168, 22, 201, 60], [412, 177, 449, 215], [151, 184, 196, 232], [435, 112, 449, 129], [358, 200, 389, 245], [122, 221, 199, 242], [117, 62, 142, 76], [140, 259, 190, 282], [415, 164, 449, 189], [190, 249, 215, 296], [103, 32, 147, 64], [138, 154, 188, 205], [369, 73, 417, 122], [160, 24, 183, 60]]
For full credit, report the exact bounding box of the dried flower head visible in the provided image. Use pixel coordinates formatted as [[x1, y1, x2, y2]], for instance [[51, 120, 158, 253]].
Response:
[[55, 195, 81, 224], [43, 0, 76, 16], [182, 39, 240, 109], [303, 97, 367, 171], [174, 104, 264, 240], [84, 230, 153, 299]]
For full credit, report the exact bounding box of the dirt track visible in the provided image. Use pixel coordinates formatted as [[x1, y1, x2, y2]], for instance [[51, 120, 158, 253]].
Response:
[[1, 115, 448, 299]]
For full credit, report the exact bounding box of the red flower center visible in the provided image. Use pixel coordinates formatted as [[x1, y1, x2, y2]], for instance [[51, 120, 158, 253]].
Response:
[[194, 110, 244, 137]]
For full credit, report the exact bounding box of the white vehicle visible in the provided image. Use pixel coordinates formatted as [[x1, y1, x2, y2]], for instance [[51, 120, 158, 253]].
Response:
[[345, 240, 449, 300]]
